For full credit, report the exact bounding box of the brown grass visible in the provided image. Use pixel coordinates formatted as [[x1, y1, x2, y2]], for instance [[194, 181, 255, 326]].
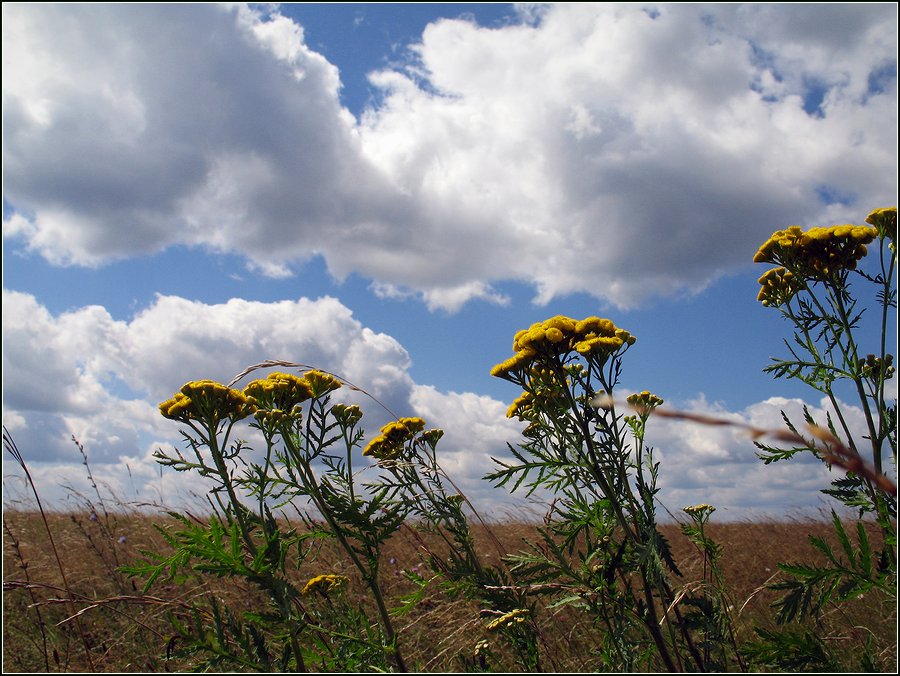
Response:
[[4, 507, 895, 673]]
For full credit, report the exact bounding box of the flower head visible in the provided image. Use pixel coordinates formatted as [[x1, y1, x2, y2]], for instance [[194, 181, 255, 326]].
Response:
[[486, 608, 529, 631], [491, 315, 635, 381], [753, 223, 876, 280], [331, 403, 363, 427], [756, 267, 802, 307], [301, 574, 349, 595], [243, 372, 312, 425], [865, 206, 897, 245], [626, 390, 664, 416], [362, 417, 429, 461], [303, 369, 343, 398], [683, 503, 716, 519], [159, 380, 255, 423]]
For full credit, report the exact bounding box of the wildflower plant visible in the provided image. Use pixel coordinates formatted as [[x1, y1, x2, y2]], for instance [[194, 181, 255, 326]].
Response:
[[488, 315, 734, 671], [748, 206, 897, 670], [127, 369, 415, 671]]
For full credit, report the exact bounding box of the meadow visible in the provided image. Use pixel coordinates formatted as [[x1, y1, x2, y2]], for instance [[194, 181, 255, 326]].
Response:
[[3, 208, 897, 672], [3, 506, 895, 672]]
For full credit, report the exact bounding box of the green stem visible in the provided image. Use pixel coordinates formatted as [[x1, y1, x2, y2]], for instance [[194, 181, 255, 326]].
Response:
[[284, 428, 407, 672]]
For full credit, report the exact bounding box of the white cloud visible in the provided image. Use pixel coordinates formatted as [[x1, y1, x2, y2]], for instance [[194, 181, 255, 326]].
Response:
[[1, 289, 415, 465], [3, 4, 895, 311], [2, 291, 887, 517]]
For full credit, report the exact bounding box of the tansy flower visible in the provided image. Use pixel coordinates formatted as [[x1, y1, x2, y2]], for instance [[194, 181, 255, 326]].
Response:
[[865, 206, 897, 246], [331, 403, 363, 427], [683, 503, 716, 517], [492, 315, 635, 380], [757, 267, 802, 307], [754, 223, 876, 280], [301, 574, 349, 595], [626, 390, 664, 415], [303, 369, 343, 398], [243, 372, 312, 425], [486, 608, 529, 631], [506, 391, 533, 419], [362, 417, 429, 460], [159, 380, 255, 423]]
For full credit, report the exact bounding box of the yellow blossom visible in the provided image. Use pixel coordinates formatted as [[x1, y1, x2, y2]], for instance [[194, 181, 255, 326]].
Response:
[[756, 267, 802, 307], [866, 206, 897, 245], [303, 369, 343, 398], [301, 574, 349, 595], [492, 314, 636, 380], [506, 391, 533, 419], [243, 372, 312, 424], [626, 390, 664, 415], [754, 222, 876, 280], [362, 417, 429, 460], [683, 503, 716, 517], [486, 608, 529, 631], [160, 380, 255, 423]]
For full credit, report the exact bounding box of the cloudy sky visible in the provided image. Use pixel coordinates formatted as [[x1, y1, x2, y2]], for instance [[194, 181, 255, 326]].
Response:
[[2, 3, 897, 520]]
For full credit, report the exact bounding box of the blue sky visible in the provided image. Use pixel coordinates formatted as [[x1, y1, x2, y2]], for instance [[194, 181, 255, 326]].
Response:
[[2, 3, 897, 519]]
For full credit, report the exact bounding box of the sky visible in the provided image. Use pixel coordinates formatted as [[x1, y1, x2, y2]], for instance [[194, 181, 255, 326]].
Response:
[[2, 2, 897, 521]]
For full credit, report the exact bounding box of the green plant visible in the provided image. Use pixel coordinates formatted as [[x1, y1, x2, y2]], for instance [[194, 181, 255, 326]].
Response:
[[125, 371, 414, 671], [747, 206, 897, 671], [487, 318, 739, 671]]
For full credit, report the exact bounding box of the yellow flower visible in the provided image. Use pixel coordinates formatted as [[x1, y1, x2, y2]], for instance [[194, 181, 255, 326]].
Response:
[[362, 417, 429, 460], [486, 608, 529, 631], [626, 390, 664, 414], [303, 369, 343, 398], [301, 574, 349, 595], [490, 349, 537, 378], [754, 222, 876, 280], [398, 417, 426, 435], [866, 206, 897, 245], [506, 391, 533, 419], [331, 403, 363, 426], [160, 380, 255, 423], [362, 434, 397, 460], [492, 315, 635, 380], [683, 503, 716, 517], [243, 372, 312, 420], [756, 267, 802, 307]]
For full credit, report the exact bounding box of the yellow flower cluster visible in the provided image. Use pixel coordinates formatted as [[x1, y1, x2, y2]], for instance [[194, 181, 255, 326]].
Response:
[[243, 372, 314, 425], [301, 574, 349, 595], [626, 390, 664, 415], [865, 206, 897, 246], [159, 380, 255, 423], [331, 403, 363, 427], [506, 371, 570, 420], [861, 353, 895, 381], [159, 370, 345, 427], [362, 417, 427, 461], [753, 223, 876, 280], [485, 608, 529, 631], [491, 315, 636, 379], [683, 503, 716, 517], [756, 267, 802, 307], [506, 391, 534, 419], [302, 369, 343, 398]]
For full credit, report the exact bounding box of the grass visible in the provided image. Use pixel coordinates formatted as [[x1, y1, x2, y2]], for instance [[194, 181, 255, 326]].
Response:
[[4, 506, 895, 672]]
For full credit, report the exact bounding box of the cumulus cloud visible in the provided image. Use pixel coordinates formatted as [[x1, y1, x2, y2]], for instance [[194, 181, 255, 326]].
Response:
[[3, 3, 896, 311], [2, 291, 885, 517], [1, 289, 414, 465]]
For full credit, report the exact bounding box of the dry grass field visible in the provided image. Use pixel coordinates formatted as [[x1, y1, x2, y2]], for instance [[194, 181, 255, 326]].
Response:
[[3, 507, 895, 672]]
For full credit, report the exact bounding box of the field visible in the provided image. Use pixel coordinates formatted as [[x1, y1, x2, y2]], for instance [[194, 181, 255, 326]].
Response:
[[3, 507, 895, 672]]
